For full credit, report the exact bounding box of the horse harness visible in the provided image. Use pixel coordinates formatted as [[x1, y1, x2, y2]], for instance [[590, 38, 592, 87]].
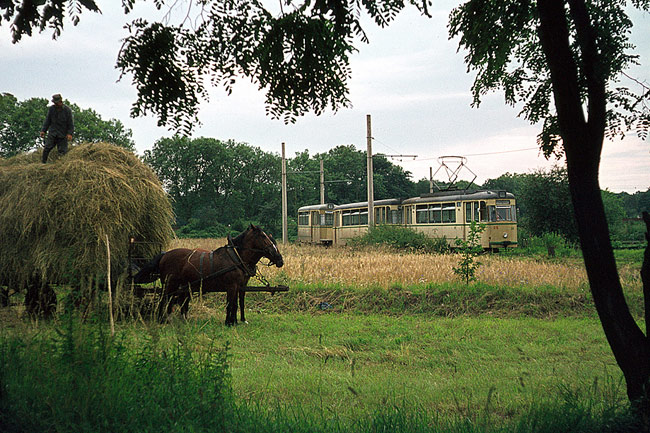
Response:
[[176, 241, 257, 293]]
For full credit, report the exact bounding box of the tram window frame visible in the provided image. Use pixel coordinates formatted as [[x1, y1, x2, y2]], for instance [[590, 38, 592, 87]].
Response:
[[311, 211, 320, 226], [431, 203, 442, 224], [442, 205, 456, 223], [324, 212, 334, 226], [390, 209, 401, 224], [342, 211, 351, 226], [406, 206, 413, 224], [298, 212, 309, 226], [416, 205, 428, 223], [496, 206, 512, 221], [360, 210, 368, 225], [466, 201, 480, 223], [480, 201, 487, 222]]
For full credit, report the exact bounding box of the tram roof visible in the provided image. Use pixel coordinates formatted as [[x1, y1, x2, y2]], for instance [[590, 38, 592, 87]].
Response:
[[401, 190, 515, 204], [297, 203, 337, 212], [334, 198, 402, 211]]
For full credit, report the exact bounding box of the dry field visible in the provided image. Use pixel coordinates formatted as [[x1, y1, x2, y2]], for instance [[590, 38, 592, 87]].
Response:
[[170, 238, 643, 293]]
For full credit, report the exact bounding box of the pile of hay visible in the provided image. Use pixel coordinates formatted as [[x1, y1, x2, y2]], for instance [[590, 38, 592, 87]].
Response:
[[0, 143, 174, 290]]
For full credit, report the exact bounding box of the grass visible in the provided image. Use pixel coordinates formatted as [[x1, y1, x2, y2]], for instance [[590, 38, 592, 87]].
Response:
[[0, 311, 639, 432], [1, 239, 647, 432]]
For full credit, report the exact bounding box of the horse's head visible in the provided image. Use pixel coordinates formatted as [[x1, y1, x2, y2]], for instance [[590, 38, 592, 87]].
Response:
[[240, 224, 284, 267]]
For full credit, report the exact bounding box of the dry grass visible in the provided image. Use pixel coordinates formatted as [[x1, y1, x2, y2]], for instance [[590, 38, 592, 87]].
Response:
[[168, 239, 637, 293], [0, 143, 174, 288]]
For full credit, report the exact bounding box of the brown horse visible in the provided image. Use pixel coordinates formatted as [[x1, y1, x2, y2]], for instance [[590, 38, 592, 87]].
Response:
[[134, 225, 283, 325]]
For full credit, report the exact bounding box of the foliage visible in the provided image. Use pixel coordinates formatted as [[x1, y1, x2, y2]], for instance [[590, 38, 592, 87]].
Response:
[[448, 0, 649, 157], [347, 224, 450, 254], [0, 310, 233, 432], [453, 221, 485, 285], [619, 188, 650, 218], [0, 93, 135, 157], [143, 135, 281, 235], [1, 310, 643, 433], [518, 166, 578, 242]]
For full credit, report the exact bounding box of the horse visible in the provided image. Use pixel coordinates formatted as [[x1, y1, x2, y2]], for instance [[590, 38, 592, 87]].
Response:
[[134, 224, 283, 325]]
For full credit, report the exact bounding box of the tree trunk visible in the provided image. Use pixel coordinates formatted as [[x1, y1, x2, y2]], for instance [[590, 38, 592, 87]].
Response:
[[565, 147, 650, 407], [537, 0, 650, 415]]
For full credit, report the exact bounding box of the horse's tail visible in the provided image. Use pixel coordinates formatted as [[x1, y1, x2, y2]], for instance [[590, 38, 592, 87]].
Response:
[[132, 252, 165, 284]]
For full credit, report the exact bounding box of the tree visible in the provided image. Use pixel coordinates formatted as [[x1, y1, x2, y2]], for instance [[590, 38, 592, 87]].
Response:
[[0, 93, 135, 157], [449, 0, 650, 415], [519, 166, 578, 242], [143, 136, 282, 234]]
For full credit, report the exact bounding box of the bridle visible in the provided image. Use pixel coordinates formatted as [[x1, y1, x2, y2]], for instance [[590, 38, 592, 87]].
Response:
[[228, 229, 282, 268]]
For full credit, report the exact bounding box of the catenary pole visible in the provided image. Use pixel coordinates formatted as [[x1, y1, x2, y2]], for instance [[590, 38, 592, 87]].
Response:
[[366, 114, 374, 228], [281, 142, 288, 244], [320, 159, 325, 205]]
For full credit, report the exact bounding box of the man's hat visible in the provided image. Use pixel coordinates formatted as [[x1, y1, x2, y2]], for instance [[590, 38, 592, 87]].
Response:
[[51, 94, 62, 103]]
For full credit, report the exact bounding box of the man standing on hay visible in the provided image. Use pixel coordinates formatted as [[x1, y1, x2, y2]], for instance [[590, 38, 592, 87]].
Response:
[[39, 93, 74, 163]]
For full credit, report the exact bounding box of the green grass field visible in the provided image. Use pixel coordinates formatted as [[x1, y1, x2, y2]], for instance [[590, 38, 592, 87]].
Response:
[[0, 245, 646, 432]]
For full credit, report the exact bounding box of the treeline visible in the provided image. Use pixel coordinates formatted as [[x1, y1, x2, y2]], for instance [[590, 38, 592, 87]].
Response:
[[1, 94, 648, 243], [142, 136, 649, 245]]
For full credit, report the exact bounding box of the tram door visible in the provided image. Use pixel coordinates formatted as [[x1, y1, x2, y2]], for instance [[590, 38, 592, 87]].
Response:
[[463, 201, 480, 241], [311, 211, 320, 243]]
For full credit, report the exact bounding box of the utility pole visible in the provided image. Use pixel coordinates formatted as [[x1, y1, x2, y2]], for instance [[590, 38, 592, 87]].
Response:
[[366, 114, 374, 228], [320, 159, 325, 205], [281, 142, 288, 244], [429, 167, 433, 193]]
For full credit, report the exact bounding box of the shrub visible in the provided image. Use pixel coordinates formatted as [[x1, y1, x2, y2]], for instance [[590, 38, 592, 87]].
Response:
[[348, 225, 450, 254]]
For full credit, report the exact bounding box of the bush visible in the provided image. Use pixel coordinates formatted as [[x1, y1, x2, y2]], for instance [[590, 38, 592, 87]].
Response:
[[348, 225, 450, 254], [0, 311, 233, 432], [175, 218, 233, 238]]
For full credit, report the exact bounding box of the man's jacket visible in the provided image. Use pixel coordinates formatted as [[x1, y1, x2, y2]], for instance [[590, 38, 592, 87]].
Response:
[[41, 105, 74, 138]]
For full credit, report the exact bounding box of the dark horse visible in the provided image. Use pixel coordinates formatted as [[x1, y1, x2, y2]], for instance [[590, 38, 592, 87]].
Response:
[[134, 225, 283, 325]]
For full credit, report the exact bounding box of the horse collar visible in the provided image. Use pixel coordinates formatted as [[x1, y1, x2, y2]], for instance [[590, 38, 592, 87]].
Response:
[[227, 244, 256, 278]]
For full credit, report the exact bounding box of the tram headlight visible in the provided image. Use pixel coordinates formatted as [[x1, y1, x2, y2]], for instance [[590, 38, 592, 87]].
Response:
[[503, 233, 508, 239]]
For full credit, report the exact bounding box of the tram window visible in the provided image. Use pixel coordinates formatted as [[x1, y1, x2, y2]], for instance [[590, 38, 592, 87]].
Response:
[[324, 212, 334, 226], [298, 212, 309, 226], [489, 206, 496, 222], [360, 210, 368, 225], [342, 211, 351, 226], [442, 205, 456, 223], [416, 205, 428, 223], [351, 211, 360, 225], [406, 206, 412, 224], [431, 204, 442, 223], [511, 205, 517, 222], [390, 210, 400, 224], [496, 206, 512, 221], [312, 211, 320, 226]]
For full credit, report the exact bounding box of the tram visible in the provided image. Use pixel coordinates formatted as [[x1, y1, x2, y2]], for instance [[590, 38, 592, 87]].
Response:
[[297, 203, 336, 245], [297, 189, 517, 250]]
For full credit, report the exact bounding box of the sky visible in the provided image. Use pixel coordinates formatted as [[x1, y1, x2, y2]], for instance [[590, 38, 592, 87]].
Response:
[[1, 1, 649, 193]]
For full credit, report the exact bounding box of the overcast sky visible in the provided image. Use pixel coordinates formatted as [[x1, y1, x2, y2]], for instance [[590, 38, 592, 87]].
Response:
[[2, 1, 649, 193]]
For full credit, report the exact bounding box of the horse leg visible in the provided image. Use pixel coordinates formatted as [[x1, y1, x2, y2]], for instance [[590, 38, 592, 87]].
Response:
[[239, 289, 247, 324], [179, 287, 191, 319], [225, 287, 237, 326]]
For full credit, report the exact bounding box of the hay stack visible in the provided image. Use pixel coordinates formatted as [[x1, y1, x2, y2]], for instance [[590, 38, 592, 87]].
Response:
[[0, 143, 174, 290]]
